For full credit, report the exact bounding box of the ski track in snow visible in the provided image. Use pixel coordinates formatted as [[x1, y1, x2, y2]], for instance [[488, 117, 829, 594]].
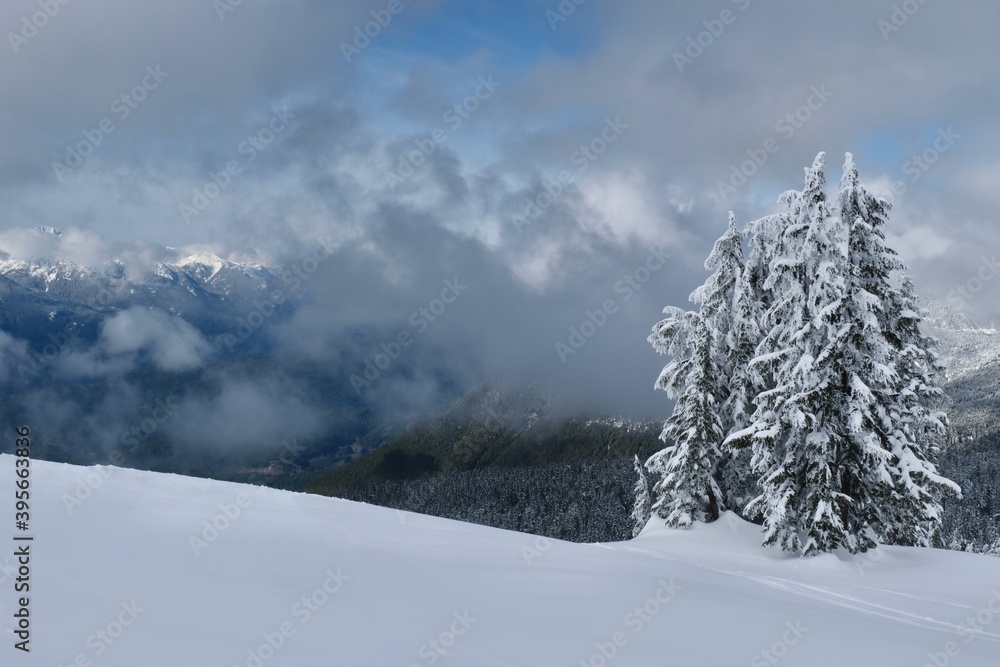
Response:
[[611, 537, 1000, 647], [715, 569, 1000, 643]]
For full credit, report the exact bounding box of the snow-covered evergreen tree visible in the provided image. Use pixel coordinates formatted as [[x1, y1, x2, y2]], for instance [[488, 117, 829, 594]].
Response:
[[730, 152, 865, 554], [644, 212, 756, 527], [630, 454, 652, 537], [737, 210, 789, 399], [717, 215, 769, 514], [647, 313, 725, 527], [724, 152, 959, 554], [836, 154, 961, 546], [724, 187, 814, 525], [723, 222, 761, 433], [692, 213, 749, 427], [690, 212, 742, 369]]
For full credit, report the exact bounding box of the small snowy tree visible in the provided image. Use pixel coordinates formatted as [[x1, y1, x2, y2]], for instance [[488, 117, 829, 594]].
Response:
[[694, 212, 773, 514], [644, 212, 756, 528], [630, 454, 652, 537], [736, 210, 789, 403], [690, 213, 743, 370], [644, 212, 768, 528], [647, 313, 725, 527]]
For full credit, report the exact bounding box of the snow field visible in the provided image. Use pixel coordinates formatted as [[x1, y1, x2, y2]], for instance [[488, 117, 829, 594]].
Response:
[[2, 455, 999, 666]]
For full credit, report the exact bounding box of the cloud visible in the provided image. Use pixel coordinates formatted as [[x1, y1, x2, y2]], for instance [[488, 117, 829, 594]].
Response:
[[56, 307, 211, 377], [0, 227, 175, 279], [165, 372, 328, 455], [100, 307, 211, 370], [0, 329, 31, 385]]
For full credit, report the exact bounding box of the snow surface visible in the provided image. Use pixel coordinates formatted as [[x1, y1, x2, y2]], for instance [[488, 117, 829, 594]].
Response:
[[2, 455, 999, 666]]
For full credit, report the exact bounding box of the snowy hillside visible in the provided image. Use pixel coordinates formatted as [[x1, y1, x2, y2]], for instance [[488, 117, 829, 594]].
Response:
[[3, 456, 999, 666]]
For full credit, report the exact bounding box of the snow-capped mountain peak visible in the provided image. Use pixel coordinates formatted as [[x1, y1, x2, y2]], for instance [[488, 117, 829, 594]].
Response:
[[172, 252, 232, 281]]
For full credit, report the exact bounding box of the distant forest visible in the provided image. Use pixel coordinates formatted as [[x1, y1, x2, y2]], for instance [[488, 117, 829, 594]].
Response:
[[334, 449, 999, 553]]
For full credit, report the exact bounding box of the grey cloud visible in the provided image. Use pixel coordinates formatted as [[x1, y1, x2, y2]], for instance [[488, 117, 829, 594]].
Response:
[[55, 306, 211, 378], [165, 371, 328, 455], [0, 227, 174, 279], [100, 307, 211, 370]]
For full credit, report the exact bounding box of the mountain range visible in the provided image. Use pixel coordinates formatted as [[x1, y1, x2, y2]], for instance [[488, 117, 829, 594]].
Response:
[[0, 229, 292, 354]]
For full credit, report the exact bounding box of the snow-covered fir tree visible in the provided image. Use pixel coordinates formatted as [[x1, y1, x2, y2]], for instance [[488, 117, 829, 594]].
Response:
[[647, 312, 726, 527], [716, 215, 765, 513], [732, 152, 866, 554], [645, 212, 756, 525], [690, 213, 743, 378], [630, 454, 652, 537], [724, 217, 762, 435], [836, 154, 960, 546], [644, 209, 774, 525]]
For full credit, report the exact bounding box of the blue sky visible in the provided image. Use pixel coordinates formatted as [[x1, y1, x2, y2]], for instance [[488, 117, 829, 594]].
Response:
[[378, 0, 600, 64]]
